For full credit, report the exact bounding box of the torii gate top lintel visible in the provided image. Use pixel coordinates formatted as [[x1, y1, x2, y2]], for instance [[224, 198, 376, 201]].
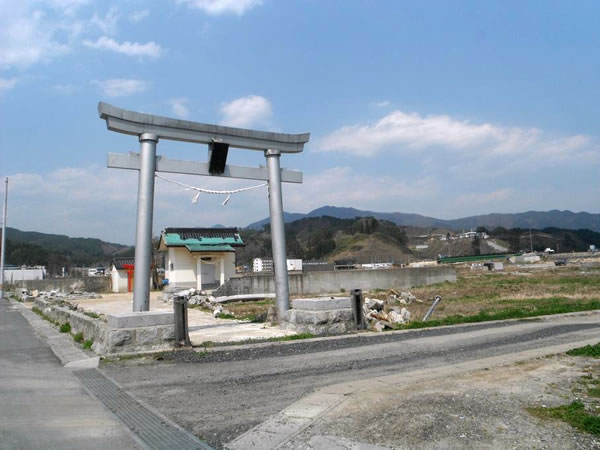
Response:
[[98, 102, 310, 153]]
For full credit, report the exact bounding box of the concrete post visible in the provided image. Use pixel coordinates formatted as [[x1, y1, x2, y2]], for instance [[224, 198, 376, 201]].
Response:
[[0, 177, 7, 299], [132, 133, 158, 312], [265, 149, 290, 317], [220, 258, 225, 286], [196, 258, 202, 291], [351, 289, 366, 329]]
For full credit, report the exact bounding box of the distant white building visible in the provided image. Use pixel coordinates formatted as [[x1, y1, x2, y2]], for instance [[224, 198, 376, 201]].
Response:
[[287, 259, 303, 272], [253, 258, 273, 272], [4, 266, 46, 282], [253, 258, 303, 272], [361, 263, 393, 269]]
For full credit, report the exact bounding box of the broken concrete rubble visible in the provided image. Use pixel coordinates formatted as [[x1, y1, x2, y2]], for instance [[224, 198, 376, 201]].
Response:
[[363, 292, 416, 332], [164, 288, 232, 318], [17, 288, 103, 303]]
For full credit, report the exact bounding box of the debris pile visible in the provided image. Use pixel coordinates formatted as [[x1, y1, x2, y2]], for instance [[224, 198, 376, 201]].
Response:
[[17, 288, 102, 302], [362, 289, 423, 332], [166, 288, 233, 318]]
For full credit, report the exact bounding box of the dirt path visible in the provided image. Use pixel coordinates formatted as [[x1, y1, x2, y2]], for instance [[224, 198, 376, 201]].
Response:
[[287, 351, 600, 449]]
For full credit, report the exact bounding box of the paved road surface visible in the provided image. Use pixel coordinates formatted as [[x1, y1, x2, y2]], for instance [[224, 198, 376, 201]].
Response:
[[0, 298, 142, 450], [100, 312, 600, 449]]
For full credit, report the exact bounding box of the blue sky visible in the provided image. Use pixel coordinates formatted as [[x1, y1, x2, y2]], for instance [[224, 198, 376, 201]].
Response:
[[1, 0, 599, 244]]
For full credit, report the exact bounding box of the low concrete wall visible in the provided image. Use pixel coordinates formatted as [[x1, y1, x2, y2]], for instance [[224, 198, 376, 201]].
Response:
[[8, 277, 111, 293], [213, 266, 456, 297], [32, 298, 174, 355]]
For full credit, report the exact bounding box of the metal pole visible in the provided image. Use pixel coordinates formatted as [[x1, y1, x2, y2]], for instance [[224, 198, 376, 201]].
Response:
[[265, 149, 290, 317], [0, 177, 7, 300], [133, 133, 158, 312], [423, 295, 442, 321], [351, 289, 365, 329]]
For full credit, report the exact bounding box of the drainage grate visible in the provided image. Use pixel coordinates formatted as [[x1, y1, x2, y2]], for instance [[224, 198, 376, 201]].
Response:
[[75, 368, 212, 450]]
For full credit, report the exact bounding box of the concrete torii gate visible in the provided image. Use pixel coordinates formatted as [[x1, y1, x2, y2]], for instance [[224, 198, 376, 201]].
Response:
[[98, 102, 310, 317]]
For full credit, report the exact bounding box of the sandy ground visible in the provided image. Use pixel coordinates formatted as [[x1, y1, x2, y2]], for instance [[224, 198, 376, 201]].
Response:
[[69, 292, 295, 344], [286, 353, 600, 449]]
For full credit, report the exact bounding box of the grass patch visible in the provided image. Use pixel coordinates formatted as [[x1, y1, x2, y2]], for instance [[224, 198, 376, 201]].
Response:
[[59, 322, 71, 333], [269, 332, 315, 342], [396, 298, 600, 330], [73, 332, 84, 343], [528, 401, 600, 436], [83, 311, 101, 319], [83, 339, 93, 350], [220, 299, 274, 323], [587, 387, 600, 398], [567, 343, 600, 358], [31, 306, 60, 326], [217, 313, 237, 320]]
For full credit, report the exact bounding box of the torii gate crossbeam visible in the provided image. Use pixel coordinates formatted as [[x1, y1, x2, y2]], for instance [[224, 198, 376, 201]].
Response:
[[98, 102, 310, 318]]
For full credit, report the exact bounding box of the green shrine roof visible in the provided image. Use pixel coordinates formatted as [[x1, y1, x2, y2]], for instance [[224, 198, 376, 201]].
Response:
[[159, 227, 243, 253], [184, 244, 235, 253]]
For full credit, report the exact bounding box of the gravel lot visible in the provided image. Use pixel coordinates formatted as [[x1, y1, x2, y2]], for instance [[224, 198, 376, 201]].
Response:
[[285, 353, 600, 449]]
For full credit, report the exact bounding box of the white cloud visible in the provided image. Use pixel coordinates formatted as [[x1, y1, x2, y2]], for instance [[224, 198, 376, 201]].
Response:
[[178, 0, 263, 15], [452, 188, 515, 210], [318, 109, 596, 172], [169, 97, 189, 119], [372, 100, 391, 107], [52, 84, 79, 94], [93, 78, 148, 97], [90, 7, 119, 35], [0, 1, 75, 69], [220, 95, 272, 128], [0, 77, 18, 91], [83, 36, 162, 58], [129, 9, 150, 23], [284, 167, 439, 214], [6, 166, 273, 244]]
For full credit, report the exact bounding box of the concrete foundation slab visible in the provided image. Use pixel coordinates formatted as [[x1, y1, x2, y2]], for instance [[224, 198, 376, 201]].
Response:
[[292, 297, 351, 311], [107, 311, 173, 328]]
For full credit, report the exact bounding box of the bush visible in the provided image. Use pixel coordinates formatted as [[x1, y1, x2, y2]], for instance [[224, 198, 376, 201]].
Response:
[[73, 332, 84, 343], [83, 340, 93, 350], [59, 322, 71, 333]]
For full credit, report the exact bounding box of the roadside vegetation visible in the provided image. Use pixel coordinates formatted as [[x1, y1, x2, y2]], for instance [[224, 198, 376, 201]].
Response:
[[390, 266, 600, 328], [220, 298, 274, 322], [31, 306, 94, 350], [527, 342, 600, 436]]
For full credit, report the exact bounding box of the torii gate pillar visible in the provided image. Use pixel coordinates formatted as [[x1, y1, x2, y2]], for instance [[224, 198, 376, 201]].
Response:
[[265, 149, 289, 313], [133, 133, 158, 312]]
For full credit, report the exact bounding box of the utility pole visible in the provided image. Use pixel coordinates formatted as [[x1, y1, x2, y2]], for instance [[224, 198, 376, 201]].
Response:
[[529, 228, 533, 253], [0, 177, 8, 299]]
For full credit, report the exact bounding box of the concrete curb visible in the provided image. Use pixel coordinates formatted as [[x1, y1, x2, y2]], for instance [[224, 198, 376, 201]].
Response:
[[226, 335, 600, 450], [11, 301, 100, 369]]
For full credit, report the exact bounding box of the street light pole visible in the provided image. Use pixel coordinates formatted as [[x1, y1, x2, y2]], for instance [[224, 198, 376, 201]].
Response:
[[0, 177, 8, 300]]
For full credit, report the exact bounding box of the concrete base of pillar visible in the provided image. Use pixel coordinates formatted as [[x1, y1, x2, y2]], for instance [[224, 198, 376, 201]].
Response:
[[280, 297, 356, 335]]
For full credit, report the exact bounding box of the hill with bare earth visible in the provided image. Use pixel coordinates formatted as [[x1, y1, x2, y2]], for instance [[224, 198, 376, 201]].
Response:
[[237, 216, 414, 265], [247, 206, 600, 233]]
